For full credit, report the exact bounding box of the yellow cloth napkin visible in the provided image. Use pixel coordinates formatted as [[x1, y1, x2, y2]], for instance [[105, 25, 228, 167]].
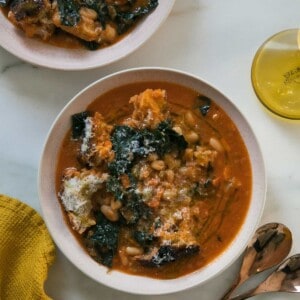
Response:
[[0, 194, 56, 300]]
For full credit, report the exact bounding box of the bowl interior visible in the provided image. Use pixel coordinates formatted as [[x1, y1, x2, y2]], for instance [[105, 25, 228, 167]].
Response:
[[39, 68, 266, 295], [0, 2, 174, 70]]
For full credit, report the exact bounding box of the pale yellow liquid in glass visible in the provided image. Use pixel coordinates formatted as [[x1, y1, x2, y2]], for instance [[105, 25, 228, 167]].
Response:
[[251, 29, 300, 119]]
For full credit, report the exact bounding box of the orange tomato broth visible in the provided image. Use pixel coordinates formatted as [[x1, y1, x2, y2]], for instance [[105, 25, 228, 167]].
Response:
[[56, 81, 252, 279]]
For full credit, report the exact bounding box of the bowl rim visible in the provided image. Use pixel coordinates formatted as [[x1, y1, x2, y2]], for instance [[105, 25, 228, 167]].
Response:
[[38, 67, 266, 295], [0, 1, 175, 70]]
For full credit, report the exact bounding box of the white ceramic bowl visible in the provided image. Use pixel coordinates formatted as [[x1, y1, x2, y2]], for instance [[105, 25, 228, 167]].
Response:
[[0, 2, 174, 70], [38, 68, 266, 295]]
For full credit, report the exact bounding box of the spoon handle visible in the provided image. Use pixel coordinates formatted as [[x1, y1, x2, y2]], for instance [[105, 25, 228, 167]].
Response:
[[220, 277, 241, 300], [227, 289, 258, 300]]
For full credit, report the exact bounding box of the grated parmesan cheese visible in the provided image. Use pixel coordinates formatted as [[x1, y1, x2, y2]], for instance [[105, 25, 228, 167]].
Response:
[[81, 117, 93, 153], [59, 169, 108, 233]]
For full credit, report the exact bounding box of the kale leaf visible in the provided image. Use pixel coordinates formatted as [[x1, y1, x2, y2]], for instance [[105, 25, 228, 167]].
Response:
[[109, 125, 137, 175], [157, 120, 188, 153], [115, 0, 158, 34], [197, 95, 211, 116], [134, 230, 155, 247], [119, 189, 151, 224], [81, 40, 100, 51], [0, 0, 10, 7], [81, 0, 108, 28], [106, 175, 151, 225], [106, 175, 125, 202], [10, 0, 44, 20], [80, 0, 158, 33], [140, 245, 200, 267], [109, 120, 187, 176], [87, 212, 120, 267], [71, 111, 90, 139], [57, 0, 80, 26]]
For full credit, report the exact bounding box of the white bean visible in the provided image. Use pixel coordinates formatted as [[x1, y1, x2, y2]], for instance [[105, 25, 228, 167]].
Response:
[[209, 137, 224, 152], [185, 131, 199, 144], [184, 148, 194, 161], [151, 160, 165, 171], [165, 169, 175, 183], [148, 153, 158, 162], [110, 199, 122, 210], [184, 111, 197, 127], [101, 205, 119, 222], [125, 246, 143, 256], [165, 155, 181, 169], [119, 249, 129, 266], [172, 126, 183, 135]]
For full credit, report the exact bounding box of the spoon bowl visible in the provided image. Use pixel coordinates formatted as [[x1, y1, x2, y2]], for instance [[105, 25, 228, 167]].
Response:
[[229, 253, 300, 300], [222, 223, 292, 299]]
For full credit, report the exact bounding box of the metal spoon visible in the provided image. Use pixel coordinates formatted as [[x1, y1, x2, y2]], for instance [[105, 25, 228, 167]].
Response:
[[229, 253, 300, 300], [221, 223, 292, 300]]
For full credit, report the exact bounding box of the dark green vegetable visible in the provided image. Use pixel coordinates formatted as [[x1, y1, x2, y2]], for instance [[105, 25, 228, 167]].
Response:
[[109, 120, 187, 176], [119, 190, 151, 224], [197, 95, 211, 116], [10, 0, 44, 21], [81, 0, 108, 28], [134, 230, 155, 247], [81, 0, 158, 33], [158, 120, 188, 152], [106, 173, 151, 225], [71, 111, 90, 139], [139, 245, 200, 267], [57, 0, 80, 26], [108, 125, 137, 175], [86, 212, 120, 267], [106, 175, 126, 202], [115, 0, 159, 34], [0, 0, 10, 7], [81, 40, 100, 51]]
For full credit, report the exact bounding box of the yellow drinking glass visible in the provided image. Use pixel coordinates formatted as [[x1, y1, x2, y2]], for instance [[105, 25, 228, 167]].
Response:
[[251, 29, 300, 119]]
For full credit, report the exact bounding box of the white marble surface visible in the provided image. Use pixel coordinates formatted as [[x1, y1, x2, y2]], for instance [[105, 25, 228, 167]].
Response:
[[0, 0, 299, 299]]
